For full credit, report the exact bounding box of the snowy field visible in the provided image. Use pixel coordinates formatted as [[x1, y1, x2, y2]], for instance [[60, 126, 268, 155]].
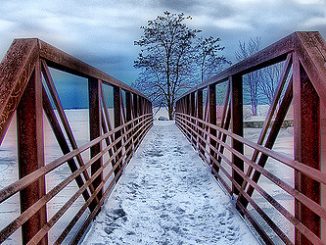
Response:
[[82, 121, 259, 245]]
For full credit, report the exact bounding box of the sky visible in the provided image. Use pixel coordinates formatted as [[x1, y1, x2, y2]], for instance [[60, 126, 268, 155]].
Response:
[[0, 0, 326, 107]]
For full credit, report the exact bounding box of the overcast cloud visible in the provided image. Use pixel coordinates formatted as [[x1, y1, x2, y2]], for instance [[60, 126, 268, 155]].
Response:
[[0, 0, 326, 84]]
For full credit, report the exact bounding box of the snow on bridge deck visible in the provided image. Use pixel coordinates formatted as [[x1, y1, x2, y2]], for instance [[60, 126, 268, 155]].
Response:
[[83, 121, 259, 245]]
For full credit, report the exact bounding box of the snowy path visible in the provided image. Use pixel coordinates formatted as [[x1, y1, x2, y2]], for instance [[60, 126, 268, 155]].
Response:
[[82, 121, 259, 245]]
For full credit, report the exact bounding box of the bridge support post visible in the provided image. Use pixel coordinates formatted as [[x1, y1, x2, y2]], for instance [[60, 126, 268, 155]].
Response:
[[89, 78, 103, 203], [197, 90, 204, 155], [17, 61, 48, 245], [208, 84, 217, 170], [186, 95, 191, 139], [230, 75, 244, 195], [190, 92, 196, 147], [125, 91, 132, 160], [133, 93, 139, 149], [114, 86, 123, 178], [322, 102, 326, 243], [293, 55, 321, 245], [138, 96, 144, 141]]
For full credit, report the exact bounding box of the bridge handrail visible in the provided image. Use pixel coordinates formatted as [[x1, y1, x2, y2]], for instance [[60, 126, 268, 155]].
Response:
[[175, 31, 326, 245], [0, 39, 153, 244]]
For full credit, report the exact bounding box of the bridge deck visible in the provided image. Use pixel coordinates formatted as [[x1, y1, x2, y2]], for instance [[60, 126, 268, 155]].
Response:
[[83, 121, 259, 244]]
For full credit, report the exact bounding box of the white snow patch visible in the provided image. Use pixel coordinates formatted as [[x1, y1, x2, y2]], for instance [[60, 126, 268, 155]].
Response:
[[82, 121, 259, 245]]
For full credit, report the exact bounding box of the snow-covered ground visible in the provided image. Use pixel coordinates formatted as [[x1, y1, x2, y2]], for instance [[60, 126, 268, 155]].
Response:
[[82, 121, 259, 245], [153, 107, 170, 120]]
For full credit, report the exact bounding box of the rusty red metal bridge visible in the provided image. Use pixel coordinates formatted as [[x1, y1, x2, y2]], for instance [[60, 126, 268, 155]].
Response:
[[0, 31, 325, 244]]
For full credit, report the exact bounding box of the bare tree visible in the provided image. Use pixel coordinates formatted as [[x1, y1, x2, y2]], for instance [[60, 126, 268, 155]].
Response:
[[235, 37, 286, 116], [133, 12, 229, 120], [259, 62, 283, 104], [133, 12, 200, 119], [194, 36, 231, 83], [235, 37, 261, 116]]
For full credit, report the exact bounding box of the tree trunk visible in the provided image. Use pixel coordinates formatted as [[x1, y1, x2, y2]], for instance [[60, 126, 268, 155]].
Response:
[[168, 105, 173, 120], [251, 101, 258, 116]]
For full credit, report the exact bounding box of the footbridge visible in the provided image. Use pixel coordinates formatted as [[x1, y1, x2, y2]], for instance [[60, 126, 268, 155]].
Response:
[[0, 31, 325, 245]]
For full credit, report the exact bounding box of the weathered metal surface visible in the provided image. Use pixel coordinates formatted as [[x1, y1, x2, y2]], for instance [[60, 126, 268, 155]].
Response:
[[230, 74, 244, 195], [294, 32, 326, 108], [17, 61, 48, 245], [89, 78, 103, 202], [190, 93, 196, 146], [196, 90, 204, 155], [113, 86, 123, 178], [293, 54, 321, 245], [125, 91, 133, 159], [0, 39, 39, 143], [208, 85, 217, 169]]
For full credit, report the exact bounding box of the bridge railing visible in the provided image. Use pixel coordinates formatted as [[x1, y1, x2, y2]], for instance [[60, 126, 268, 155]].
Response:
[[0, 39, 153, 244], [175, 31, 326, 245]]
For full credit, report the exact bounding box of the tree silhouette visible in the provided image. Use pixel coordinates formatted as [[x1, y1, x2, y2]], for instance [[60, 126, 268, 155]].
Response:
[[133, 12, 229, 119]]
